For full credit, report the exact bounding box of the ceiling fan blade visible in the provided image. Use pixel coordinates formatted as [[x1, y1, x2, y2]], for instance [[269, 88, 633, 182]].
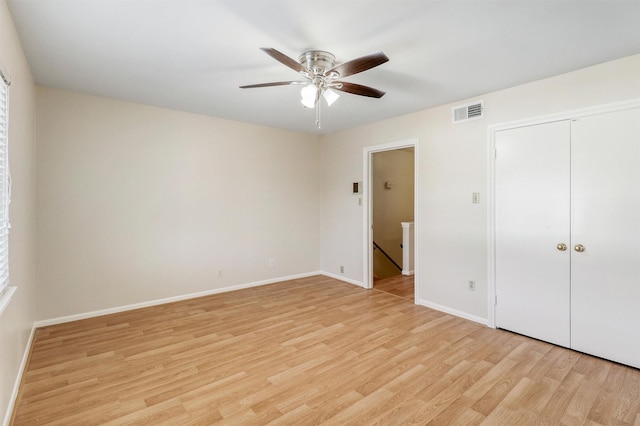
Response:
[[260, 47, 306, 73], [334, 82, 386, 98], [239, 81, 303, 89], [328, 52, 389, 78]]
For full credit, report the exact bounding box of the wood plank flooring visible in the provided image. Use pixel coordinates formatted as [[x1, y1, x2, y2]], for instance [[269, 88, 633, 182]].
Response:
[[11, 275, 640, 425], [374, 274, 414, 301]]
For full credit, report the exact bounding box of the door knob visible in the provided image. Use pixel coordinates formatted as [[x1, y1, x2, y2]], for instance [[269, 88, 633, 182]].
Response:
[[556, 243, 567, 251], [574, 244, 585, 253]]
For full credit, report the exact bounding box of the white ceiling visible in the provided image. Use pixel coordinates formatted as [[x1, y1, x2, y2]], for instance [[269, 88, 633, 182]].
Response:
[[7, 0, 640, 135]]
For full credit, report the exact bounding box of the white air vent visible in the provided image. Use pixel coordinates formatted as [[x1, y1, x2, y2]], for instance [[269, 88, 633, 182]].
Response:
[[452, 101, 484, 123]]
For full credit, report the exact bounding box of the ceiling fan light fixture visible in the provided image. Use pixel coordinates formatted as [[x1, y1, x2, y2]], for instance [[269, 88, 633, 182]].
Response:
[[300, 83, 317, 109], [323, 88, 340, 106]]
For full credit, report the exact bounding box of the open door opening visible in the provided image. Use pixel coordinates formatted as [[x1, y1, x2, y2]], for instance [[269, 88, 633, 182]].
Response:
[[364, 140, 418, 302]]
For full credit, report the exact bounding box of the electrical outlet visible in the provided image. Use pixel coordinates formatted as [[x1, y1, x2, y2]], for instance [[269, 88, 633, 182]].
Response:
[[218, 269, 223, 278], [468, 280, 476, 291], [269, 258, 276, 268], [340, 265, 344, 273]]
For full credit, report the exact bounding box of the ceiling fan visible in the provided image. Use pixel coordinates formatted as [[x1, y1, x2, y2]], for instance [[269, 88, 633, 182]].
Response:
[[240, 48, 389, 128]]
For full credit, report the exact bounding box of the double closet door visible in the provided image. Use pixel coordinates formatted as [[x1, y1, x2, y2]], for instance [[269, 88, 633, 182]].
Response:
[[495, 107, 640, 368]]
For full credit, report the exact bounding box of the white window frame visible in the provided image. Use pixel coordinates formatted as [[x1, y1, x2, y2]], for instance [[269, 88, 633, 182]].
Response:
[[0, 68, 14, 316]]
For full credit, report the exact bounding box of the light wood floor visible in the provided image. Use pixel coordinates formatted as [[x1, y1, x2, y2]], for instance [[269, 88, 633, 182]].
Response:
[[11, 275, 640, 425], [374, 274, 414, 301]]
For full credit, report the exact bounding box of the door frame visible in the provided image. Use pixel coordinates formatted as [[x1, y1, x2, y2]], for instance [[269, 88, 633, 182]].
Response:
[[487, 98, 640, 328], [363, 138, 419, 300]]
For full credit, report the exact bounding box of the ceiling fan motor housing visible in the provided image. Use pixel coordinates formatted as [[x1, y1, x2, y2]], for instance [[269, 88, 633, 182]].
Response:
[[299, 50, 337, 77]]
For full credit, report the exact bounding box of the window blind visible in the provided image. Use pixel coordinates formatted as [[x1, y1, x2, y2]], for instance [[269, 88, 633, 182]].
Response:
[[0, 73, 9, 298]]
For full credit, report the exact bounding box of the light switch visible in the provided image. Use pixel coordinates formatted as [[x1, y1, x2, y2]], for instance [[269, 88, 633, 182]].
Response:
[[472, 192, 480, 204]]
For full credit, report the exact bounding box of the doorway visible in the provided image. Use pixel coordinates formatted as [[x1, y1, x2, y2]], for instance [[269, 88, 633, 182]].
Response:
[[363, 139, 418, 302]]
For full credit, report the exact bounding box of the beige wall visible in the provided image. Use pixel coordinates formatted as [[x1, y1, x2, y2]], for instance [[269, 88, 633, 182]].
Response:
[[320, 54, 640, 321], [0, 0, 37, 421], [36, 88, 321, 320]]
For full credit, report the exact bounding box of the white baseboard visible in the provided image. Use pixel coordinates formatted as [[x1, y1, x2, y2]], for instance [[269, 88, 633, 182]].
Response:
[[417, 298, 488, 326], [321, 271, 365, 288], [34, 271, 323, 328], [322, 274, 487, 328], [2, 326, 35, 426], [35, 275, 487, 329]]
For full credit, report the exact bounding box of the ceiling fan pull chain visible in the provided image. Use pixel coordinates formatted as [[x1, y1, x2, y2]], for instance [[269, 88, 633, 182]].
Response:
[[315, 93, 321, 129]]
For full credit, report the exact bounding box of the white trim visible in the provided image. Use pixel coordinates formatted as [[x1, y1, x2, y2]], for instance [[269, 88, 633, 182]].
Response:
[[2, 326, 35, 426], [0, 286, 16, 316], [486, 98, 640, 329], [322, 271, 365, 288], [0, 75, 10, 299], [363, 139, 420, 301], [34, 272, 322, 328], [417, 298, 488, 326], [489, 98, 640, 134], [487, 122, 497, 329]]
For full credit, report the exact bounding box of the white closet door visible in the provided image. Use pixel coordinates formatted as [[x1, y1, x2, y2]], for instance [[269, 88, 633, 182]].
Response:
[[570, 108, 640, 368], [495, 121, 571, 347]]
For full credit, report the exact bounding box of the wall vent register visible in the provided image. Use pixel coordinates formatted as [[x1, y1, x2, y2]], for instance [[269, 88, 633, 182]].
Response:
[[453, 101, 484, 123]]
